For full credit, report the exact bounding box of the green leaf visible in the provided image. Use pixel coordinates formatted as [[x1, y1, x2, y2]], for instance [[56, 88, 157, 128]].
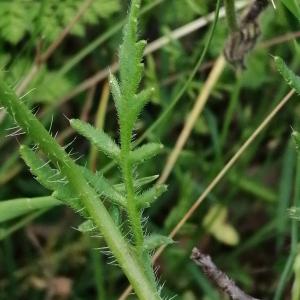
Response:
[[114, 175, 159, 193], [130, 143, 163, 164], [77, 220, 95, 233], [109, 73, 122, 115], [119, 0, 145, 99], [143, 234, 173, 251], [281, 0, 300, 20], [138, 184, 167, 208], [0, 196, 61, 223], [130, 87, 155, 124], [20, 145, 82, 211], [30, 70, 72, 104], [20, 145, 67, 192], [274, 56, 300, 94], [70, 119, 120, 161], [0, 2, 30, 44], [81, 167, 126, 208]]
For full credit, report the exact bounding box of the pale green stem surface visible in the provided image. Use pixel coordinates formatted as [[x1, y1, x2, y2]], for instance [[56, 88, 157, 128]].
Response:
[[0, 80, 160, 300]]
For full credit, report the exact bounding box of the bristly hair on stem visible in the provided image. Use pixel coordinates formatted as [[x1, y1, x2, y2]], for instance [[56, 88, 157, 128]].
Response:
[[0, 0, 172, 299]]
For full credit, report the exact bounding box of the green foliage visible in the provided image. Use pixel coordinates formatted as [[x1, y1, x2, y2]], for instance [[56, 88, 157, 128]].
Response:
[[0, 196, 60, 223], [70, 0, 169, 289], [144, 234, 173, 251], [0, 1, 29, 44], [0, 1, 169, 298], [274, 56, 300, 94], [71, 119, 120, 161], [280, 0, 300, 20], [2, 0, 300, 299], [0, 0, 120, 45]]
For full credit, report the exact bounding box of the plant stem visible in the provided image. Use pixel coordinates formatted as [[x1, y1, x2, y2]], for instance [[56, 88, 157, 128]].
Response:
[[224, 0, 238, 32], [120, 134, 144, 253], [0, 80, 160, 300]]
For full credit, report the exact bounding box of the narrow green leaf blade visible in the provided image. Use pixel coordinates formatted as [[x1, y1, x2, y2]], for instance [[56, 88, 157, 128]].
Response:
[[138, 184, 167, 208], [81, 167, 126, 208], [143, 234, 173, 251], [70, 119, 120, 161], [20, 145, 66, 191], [274, 56, 300, 94], [131, 143, 163, 164], [0, 196, 61, 223], [114, 175, 159, 193], [109, 73, 122, 115], [280, 0, 300, 20], [20, 145, 82, 212]]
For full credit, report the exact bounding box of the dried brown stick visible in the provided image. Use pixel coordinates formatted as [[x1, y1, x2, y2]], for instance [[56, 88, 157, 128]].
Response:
[[191, 248, 261, 300]]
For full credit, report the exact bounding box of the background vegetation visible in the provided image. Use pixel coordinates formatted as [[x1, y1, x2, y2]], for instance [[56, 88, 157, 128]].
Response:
[[0, 0, 300, 299]]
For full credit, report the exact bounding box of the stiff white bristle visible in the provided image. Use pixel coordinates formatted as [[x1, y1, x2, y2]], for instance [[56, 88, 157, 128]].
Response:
[[270, 0, 276, 9]]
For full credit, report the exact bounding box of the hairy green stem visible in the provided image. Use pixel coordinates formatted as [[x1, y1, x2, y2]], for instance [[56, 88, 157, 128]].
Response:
[[120, 139, 144, 252], [224, 0, 238, 32], [0, 80, 160, 300]]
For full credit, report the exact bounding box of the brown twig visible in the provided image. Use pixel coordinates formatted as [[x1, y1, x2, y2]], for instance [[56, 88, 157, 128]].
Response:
[[191, 248, 260, 300]]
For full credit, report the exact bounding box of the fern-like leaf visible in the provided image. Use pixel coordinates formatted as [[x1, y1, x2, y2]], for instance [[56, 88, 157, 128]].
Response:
[[0, 2, 30, 44]]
